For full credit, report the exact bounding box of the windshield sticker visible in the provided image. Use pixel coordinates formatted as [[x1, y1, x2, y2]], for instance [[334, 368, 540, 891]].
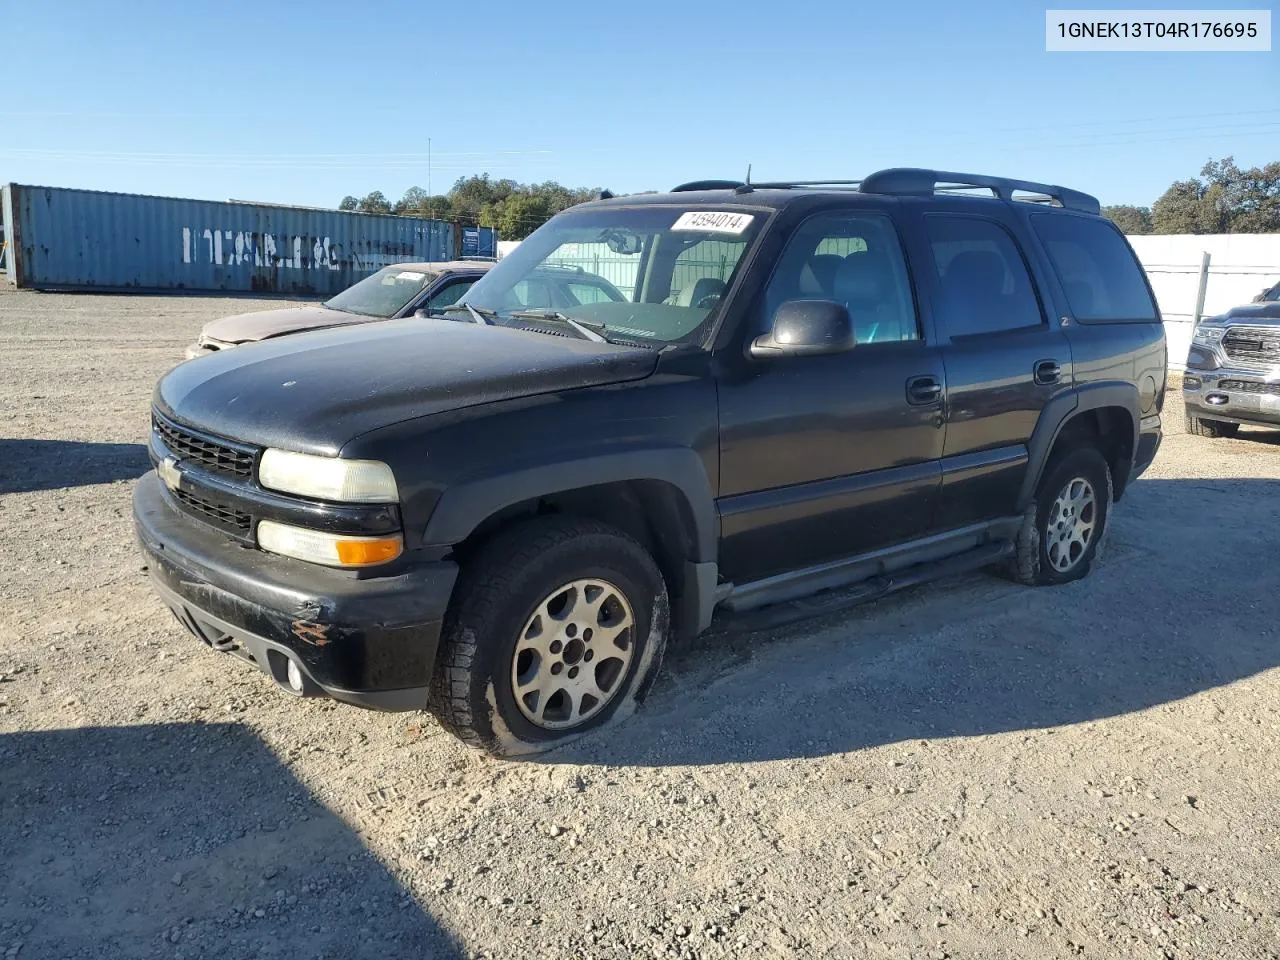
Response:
[[394, 271, 426, 281], [671, 211, 754, 235]]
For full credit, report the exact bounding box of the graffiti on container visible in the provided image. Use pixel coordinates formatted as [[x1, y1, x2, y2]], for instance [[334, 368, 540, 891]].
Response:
[[182, 228, 420, 272]]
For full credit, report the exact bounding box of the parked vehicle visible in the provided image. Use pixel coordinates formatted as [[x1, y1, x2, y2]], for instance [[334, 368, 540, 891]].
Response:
[[1183, 289, 1280, 438], [134, 168, 1166, 757], [184, 261, 625, 359]]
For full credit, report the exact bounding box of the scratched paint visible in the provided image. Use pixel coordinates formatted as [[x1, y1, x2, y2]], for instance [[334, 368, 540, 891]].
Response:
[[3, 183, 497, 295]]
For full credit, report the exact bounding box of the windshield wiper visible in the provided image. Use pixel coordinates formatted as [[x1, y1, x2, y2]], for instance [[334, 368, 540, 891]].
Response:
[[507, 310, 607, 343], [437, 302, 499, 326]]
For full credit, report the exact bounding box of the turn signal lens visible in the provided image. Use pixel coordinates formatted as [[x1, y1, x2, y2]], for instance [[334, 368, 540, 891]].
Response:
[[334, 537, 403, 566], [257, 520, 402, 568]]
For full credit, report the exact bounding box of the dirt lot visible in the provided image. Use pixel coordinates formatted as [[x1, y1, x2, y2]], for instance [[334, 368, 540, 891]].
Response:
[[1, 286, 1278, 960]]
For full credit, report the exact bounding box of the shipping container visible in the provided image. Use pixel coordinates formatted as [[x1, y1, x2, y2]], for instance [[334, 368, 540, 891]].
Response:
[[0, 184, 497, 296]]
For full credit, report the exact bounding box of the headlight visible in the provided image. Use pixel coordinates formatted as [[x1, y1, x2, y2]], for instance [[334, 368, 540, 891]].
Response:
[[258, 448, 398, 503], [1192, 324, 1226, 346], [257, 520, 402, 567]]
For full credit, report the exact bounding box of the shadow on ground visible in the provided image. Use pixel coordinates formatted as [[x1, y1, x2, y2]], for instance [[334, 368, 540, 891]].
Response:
[[0, 724, 461, 959], [0, 439, 150, 494], [548, 476, 1280, 768]]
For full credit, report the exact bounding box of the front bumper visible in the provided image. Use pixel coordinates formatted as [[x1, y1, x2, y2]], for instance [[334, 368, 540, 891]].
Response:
[[1183, 367, 1280, 428], [133, 471, 458, 710]]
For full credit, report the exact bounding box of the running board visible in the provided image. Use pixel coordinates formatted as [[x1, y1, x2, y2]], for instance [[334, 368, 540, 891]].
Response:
[[717, 540, 1014, 633]]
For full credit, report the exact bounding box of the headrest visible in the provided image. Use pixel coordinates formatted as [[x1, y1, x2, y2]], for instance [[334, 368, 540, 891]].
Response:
[[681, 276, 726, 307], [833, 252, 884, 303]]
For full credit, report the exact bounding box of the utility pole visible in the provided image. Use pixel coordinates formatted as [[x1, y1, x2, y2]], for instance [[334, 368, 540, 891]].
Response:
[[428, 138, 432, 200]]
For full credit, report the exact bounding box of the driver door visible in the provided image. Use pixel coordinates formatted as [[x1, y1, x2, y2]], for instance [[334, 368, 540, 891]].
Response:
[[715, 210, 946, 584]]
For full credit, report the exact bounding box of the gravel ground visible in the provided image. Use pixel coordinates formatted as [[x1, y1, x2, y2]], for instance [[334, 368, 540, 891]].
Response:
[[2, 286, 1279, 960]]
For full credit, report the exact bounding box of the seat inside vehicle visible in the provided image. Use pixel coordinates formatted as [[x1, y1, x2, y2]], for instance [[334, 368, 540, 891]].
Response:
[[679, 276, 726, 307]]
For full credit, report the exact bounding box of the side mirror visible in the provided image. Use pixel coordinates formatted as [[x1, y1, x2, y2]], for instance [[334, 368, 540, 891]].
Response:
[[413, 307, 431, 318], [749, 300, 856, 359]]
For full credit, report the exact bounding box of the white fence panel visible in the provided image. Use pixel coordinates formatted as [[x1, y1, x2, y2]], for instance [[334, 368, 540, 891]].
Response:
[[1127, 234, 1280, 371]]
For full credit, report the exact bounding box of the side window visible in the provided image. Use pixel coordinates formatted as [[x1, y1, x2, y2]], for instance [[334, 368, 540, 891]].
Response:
[[425, 279, 475, 311], [506, 279, 553, 309], [565, 281, 622, 305], [1030, 215, 1157, 322], [541, 242, 641, 300], [926, 216, 1043, 336], [669, 238, 747, 308], [763, 212, 919, 344]]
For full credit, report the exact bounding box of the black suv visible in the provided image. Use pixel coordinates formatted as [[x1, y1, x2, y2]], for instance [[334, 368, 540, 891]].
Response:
[[134, 168, 1166, 757]]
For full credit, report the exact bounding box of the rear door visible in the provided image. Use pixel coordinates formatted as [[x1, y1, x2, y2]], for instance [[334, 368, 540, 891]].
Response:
[[919, 211, 1073, 530], [716, 208, 946, 584]]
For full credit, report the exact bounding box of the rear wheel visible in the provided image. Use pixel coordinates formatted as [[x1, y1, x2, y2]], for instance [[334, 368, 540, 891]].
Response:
[[428, 516, 668, 757], [1011, 446, 1112, 586], [1185, 415, 1239, 438]]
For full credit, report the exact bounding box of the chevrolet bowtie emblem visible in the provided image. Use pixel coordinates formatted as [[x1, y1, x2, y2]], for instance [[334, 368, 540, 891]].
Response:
[[158, 456, 182, 493]]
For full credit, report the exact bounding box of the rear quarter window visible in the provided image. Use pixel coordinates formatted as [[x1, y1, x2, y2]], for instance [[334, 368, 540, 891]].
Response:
[[1031, 214, 1157, 323]]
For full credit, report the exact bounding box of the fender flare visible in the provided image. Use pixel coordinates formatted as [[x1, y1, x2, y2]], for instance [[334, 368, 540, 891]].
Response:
[[1018, 381, 1140, 509], [421, 447, 718, 563]]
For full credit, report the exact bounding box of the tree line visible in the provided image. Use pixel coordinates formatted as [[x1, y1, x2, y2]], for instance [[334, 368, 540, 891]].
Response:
[[339, 176, 604, 241], [1102, 156, 1279, 235], [340, 156, 1279, 240]]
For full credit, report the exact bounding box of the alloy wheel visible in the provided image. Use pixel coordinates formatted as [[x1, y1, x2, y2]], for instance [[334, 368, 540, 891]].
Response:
[[1046, 476, 1096, 573], [510, 578, 636, 730]]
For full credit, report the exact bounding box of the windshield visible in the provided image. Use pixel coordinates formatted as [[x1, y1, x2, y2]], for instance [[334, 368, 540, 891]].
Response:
[[324, 265, 438, 318], [459, 206, 767, 345]]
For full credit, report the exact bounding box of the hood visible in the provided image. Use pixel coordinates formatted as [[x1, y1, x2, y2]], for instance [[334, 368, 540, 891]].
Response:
[[201, 305, 369, 344], [1218, 302, 1280, 323], [158, 318, 659, 455]]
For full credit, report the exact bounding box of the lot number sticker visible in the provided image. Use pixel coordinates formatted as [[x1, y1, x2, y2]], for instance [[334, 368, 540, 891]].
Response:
[[672, 211, 755, 235]]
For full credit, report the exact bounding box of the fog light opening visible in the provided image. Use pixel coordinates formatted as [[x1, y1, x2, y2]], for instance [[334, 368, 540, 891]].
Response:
[[286, 658, 305, 694], [1205, 393, 1229, 406]]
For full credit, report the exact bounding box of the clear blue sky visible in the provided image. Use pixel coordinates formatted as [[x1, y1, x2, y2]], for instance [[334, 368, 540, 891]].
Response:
[[3, 0, 1276, 209]]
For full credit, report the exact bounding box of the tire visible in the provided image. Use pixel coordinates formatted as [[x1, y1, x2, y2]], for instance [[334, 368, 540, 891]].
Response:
[[1011, 446, 1113, 586], [428, 516, 669, 758], [1185, 415, 1239, 438]]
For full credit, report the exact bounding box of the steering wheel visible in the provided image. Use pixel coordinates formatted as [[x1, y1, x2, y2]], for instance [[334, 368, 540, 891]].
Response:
[[695, 294, 722, 309]]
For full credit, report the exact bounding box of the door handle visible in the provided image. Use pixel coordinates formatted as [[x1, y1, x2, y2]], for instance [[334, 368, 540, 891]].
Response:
[[906, 374, 942, 406], [1034, 359, 1061, 385]]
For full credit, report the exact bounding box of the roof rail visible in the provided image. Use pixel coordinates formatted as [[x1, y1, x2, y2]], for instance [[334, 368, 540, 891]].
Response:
[[859, 168, 1100, 215], [749, 180, 864, 189], [670, 179, 747, 192]]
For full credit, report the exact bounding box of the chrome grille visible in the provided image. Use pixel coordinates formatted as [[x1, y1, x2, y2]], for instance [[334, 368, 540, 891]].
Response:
[[1218, 379, 1280, 395], [1222, 327, 1280, 365]]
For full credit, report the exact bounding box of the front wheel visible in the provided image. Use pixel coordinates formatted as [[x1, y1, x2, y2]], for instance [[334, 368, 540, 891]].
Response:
[[1185, 415, 1239, 438], [1011, 446, 1112, 586], [428, 517, 669, 757]]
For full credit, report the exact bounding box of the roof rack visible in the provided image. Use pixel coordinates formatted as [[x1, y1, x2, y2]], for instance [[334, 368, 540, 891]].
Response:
[[533, 262, 586, 274], [667, 169, 1099, 214], [750, 180, 863, 189], [859, 168, 1100, 215], [671, 179, 748, 192]]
